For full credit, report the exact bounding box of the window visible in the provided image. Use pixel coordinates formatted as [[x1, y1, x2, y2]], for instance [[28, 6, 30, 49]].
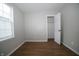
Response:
[[0, 3, 14, 41]]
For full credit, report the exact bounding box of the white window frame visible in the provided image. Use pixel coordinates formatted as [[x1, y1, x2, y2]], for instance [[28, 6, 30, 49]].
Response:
[[0, 4, 14, 42]]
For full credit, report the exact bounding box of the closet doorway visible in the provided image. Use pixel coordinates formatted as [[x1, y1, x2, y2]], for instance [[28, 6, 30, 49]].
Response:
[[47, 16, 54, 40], [47, 13, 61, 45]]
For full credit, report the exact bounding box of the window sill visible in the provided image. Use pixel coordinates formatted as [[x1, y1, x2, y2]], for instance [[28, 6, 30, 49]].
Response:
[[0, 35, 14, 42]]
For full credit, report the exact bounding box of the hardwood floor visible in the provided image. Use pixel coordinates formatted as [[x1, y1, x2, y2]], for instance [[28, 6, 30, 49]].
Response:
[[11, 39, 78, 56]]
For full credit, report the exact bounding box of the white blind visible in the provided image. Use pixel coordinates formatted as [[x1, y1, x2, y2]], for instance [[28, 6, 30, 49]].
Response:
[[0, 3, 13, 40]]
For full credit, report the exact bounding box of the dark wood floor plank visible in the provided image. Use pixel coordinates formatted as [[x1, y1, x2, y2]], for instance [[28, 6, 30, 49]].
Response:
[[11, 39, 78, 56]]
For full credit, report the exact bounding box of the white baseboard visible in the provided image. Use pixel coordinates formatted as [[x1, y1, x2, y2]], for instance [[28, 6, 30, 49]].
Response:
[[63, 43, 79, 55], [7, 40, 26, 56], [26, 39, 48, 42]]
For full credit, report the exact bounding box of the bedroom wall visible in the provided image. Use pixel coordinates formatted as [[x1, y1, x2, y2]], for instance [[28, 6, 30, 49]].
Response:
[[61, 3, 79, 55], [24, 11, 55, 42]]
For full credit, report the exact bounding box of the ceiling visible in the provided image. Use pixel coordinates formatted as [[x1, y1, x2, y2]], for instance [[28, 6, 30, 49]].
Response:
[[13, 3, 65, 14]]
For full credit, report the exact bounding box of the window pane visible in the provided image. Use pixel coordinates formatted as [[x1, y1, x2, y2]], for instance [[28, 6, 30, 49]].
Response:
[[0, 4, 13, 40], [0, 4, 2, 10], [0, 11, 2, 16], [3, 12, 10, 19], [0, 20, 12, 38], [3, 4, 11, 15]]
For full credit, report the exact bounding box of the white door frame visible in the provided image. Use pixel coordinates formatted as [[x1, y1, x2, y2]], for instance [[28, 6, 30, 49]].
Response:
[[46, 13, 61, 44]]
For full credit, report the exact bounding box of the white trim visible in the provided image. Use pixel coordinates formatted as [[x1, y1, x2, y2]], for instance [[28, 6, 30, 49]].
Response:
[[26, 39, 48, 42], [0, 36, 14, 42], [63, 42, 79, 55], [7, 40, 26, 56]]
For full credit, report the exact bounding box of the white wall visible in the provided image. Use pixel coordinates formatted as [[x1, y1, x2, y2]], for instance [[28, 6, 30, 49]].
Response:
[[61, 4, 79, 55], [48, 17, 54, 38], [0, 4, 25, 56], [24, 12, 55, 42]]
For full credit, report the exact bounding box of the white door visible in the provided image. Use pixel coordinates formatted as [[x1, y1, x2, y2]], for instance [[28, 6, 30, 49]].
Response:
[[54, 13, 61, 45]]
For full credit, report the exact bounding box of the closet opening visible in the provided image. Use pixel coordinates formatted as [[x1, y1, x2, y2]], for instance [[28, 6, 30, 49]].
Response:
[[47, 16, 54, 40]]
